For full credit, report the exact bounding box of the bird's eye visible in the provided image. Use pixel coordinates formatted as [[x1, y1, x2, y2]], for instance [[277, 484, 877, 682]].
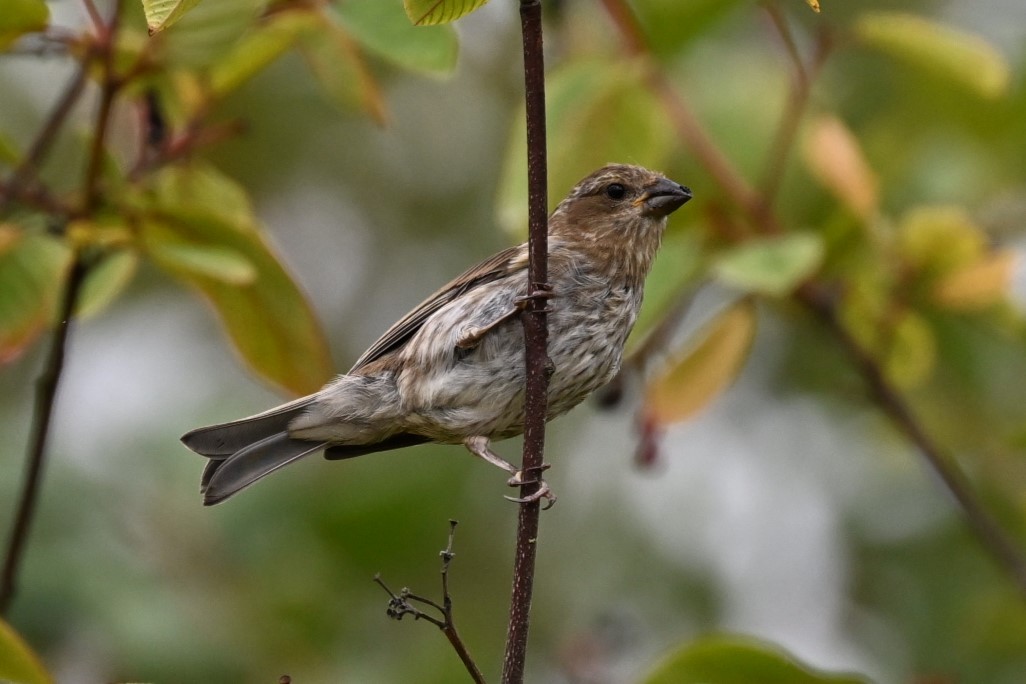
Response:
[[605, 183, 626, 200]]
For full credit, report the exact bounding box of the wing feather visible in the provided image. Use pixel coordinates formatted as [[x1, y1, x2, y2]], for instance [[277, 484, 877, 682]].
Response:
[[349, 244, 528, 372]]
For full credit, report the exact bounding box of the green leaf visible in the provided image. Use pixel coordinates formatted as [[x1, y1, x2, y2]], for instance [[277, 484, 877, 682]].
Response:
[[854, 12, 1011, 99], [403, 0, 489, 26], [0, 0, 49, 51], [0, 617, 52, 684], [298, 12, 387, 124], [142, 0, 203, 34], [147, 238, 256, 285], [640, 635, 870, 684], [209, 10, 316, 97], [160, 0, 268, 69], [333, 0, 458, 75], [642, 299, 756, 426], [497, 58, 674, 237], [0, 131, 21, 166], [713, 233, 824, 297], [76, 250, 139, 319], [141, 165, 332, 396], [0, 227, 71, 365], [632, 0, 749, 59]]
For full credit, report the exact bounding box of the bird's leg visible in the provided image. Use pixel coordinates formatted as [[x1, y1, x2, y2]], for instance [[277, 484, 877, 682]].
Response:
[[455, 286, 555, 351], [463, 436, 556, 509]]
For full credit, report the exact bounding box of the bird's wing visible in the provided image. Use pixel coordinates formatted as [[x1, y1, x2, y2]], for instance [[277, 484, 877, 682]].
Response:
[[350, 244, 527, 372]]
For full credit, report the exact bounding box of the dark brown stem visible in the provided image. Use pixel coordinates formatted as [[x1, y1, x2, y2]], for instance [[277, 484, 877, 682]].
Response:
[[374, 521, 486, 683], [0, 0, 124, 615], [601, 0, 1026, 597], [0, 255, 89, 614], [502, 2, 548, 683]]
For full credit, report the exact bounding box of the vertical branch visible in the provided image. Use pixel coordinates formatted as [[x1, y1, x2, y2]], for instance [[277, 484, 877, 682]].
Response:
[[0, 0, 123, 614], [0, 256, 88, 614], [502, 1, 548, 683]]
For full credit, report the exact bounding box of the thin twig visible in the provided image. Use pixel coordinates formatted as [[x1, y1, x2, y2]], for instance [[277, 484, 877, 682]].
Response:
[[502, 2, 549, 683], [798, 287, 1026, 595], [374, 521, 486, 683], [599, 0, 1026, 598], [82, 0, 124, 215], [0, 64, 89, 212], [0, 255, 89, 614], [0, 0, 125, 614], [758, 4, 832, 205]]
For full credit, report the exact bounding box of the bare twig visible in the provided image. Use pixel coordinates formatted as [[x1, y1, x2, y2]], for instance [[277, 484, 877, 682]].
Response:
[[0, 0, 125, 614], [0, 255, 88, 614], [758, 3, 833, 206], [374, 521, 486, 684], [799, 287, 1026, 595], [599, 0, 1026, 598], [0, 64, 89, 213], [502, 2, 549, 682]]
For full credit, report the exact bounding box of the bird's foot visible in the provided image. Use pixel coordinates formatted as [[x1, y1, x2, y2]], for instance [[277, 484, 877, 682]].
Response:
[[514, 283, 555, 313], [504, 464, 556, 510]]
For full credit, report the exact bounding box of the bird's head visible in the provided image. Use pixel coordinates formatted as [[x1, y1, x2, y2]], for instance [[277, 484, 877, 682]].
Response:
[[550, 164, 692, 280]]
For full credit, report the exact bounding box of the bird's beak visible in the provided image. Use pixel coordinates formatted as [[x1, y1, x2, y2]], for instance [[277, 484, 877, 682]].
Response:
[[640, 178, 692, 217]]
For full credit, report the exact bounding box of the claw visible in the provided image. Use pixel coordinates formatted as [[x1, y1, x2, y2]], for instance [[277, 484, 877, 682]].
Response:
[[505, 464, 556, 509], [504, 481, 557, 510]]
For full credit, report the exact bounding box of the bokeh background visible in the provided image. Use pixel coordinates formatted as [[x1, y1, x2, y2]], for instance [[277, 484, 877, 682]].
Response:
[[3, 0, 1026, 681]]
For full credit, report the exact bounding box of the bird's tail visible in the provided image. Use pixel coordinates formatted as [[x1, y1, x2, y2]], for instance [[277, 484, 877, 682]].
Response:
[[182, 397, 328, 506]]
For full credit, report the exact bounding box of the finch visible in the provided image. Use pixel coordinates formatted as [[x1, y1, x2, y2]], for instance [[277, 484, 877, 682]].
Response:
[[182, 164, 691, 505]]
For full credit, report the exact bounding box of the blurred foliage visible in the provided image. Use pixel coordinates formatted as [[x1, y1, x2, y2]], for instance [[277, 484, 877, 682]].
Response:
[[2, 0, 1026, 682]]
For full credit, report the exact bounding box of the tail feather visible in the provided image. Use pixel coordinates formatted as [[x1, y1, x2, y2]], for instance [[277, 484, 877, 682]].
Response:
[[201, 433, 328, 505], [182, 396, 316, 457]]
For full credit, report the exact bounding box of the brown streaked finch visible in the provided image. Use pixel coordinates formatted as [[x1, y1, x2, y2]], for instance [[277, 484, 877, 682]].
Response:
[[182, 164, 691, 505]]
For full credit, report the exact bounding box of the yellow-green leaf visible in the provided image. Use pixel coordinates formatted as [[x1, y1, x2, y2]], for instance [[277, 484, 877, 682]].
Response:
[[333, 0, 458, 75], [403, 0, 489, 26], [713, 232, 824, 297], [139, 165, 331, 394], [76, 251, 139, 319], [803, 116, 878, 221], [298, 11, 387, 124], [805, 0, 820, 12], [854, 11, 1010, 99], [0, 0, 49, 51], [143, 0, 204, 35], [159, 0, 267, 69], [897, 205, 985, 278], [0, 131, 20, 166], [147, 238, 257, 285], [883, 310, 935, 389], [642, 299, 756, 426], [0, 227, 71, 365], [209, 10, 316, 97], [640, 635, 869, 684], [0, 617, 53, 684]]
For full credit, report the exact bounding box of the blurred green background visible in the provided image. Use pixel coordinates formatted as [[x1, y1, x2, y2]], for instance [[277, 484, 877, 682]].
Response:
[[3, 0, 1026, 681]]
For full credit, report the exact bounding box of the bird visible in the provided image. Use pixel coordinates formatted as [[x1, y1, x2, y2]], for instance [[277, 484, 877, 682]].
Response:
[[182, 164, 692, 506]]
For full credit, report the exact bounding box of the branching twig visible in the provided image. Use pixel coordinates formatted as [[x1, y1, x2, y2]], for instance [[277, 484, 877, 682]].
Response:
[[758, 3, 833, 206], [0, 0, 125, 614], [599, 0, 1026, 599], [502, 2, 549, 683], [0, 64, 89, 213], [0, 255, 89, 614], [374, 521, 486, 684]]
